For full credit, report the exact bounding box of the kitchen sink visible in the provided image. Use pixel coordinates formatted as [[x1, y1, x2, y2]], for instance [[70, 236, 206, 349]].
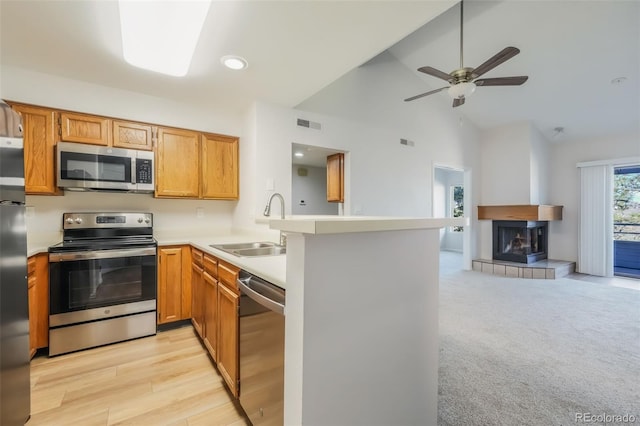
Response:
[[210, 242, 286, 257], [210, 242, 277, 250]]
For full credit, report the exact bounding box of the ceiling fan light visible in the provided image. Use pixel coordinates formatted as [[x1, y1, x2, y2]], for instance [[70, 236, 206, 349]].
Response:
[[448, 82, 476, 99]]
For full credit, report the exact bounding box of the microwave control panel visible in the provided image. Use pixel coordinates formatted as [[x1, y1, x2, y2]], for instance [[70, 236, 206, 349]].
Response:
[[136, 159, 153, 184]]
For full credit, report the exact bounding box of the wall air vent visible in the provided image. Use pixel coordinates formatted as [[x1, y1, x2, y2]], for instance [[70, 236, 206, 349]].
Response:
[[400, 138, 415, 147], [297, 118, 322, 130]]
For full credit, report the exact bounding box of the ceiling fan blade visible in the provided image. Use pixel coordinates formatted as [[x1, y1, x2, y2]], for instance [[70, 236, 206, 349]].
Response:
[[453, 97, 465, 108], [417, 66, 452, 82], [475, 76, 528, 86], [472, 47, 520, 78], [404, 86, 449, 102]]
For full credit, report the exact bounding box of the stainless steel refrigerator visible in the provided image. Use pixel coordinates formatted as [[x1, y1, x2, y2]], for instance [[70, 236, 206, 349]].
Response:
[[0, 100, 31, 425]]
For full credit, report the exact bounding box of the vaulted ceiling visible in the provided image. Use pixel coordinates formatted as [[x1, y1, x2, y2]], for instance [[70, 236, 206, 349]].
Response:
[[1, 1, 638, 143]]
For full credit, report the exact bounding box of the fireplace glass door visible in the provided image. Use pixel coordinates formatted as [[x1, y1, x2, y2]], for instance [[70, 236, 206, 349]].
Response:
[[493, 221, 548, 263]]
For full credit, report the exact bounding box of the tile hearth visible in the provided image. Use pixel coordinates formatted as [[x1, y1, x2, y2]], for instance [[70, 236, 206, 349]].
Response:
[[472, 258, 576, 280]]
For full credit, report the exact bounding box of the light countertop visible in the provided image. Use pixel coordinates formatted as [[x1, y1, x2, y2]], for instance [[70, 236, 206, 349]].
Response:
[[269, 216, 468, 234], [158, 235, 287, 290]]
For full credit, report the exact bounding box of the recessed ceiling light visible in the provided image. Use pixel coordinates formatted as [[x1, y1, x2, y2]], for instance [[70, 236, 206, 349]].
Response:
[[221, 55, 248, 70], [119, 0, 211, 77], [294, 152, 304, 158], [611, 77, 627, 85]]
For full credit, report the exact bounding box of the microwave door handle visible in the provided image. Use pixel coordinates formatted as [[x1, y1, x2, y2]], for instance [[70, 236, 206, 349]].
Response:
[[131, 158, 136, 184]]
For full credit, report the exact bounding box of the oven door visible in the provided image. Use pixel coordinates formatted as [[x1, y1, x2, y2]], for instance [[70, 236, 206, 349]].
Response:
[[49, 247, 157, 326]]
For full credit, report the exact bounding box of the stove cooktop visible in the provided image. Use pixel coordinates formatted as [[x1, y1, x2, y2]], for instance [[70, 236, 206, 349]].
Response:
[[48, 237, 157, 252]]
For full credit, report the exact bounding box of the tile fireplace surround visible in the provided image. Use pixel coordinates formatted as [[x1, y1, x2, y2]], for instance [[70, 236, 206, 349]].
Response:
[[472, 258, 576, 280]]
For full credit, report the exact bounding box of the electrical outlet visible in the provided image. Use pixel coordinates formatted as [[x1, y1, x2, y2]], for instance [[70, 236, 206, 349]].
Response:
[[196, 207, 204, 218]]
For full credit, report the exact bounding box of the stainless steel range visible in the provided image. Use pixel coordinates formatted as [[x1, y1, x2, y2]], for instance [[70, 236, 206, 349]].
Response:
[[48, 212, 157, 356]]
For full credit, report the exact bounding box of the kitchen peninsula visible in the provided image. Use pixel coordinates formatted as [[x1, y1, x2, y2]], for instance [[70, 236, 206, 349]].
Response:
[[270, 216, 466, 426]]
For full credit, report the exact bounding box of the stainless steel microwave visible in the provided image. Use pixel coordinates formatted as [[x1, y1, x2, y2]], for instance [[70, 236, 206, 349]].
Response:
[[57, 142, 154, 193]]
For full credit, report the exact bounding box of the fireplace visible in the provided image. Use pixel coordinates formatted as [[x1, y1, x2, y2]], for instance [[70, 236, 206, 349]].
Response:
[[492, 220, 548, 263]]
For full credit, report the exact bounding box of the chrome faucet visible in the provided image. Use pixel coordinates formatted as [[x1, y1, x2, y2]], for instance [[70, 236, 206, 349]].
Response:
[[263, 192, 287, 246]]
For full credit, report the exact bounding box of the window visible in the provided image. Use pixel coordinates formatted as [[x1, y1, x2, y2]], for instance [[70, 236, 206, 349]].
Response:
[[450, 185, 464, 232]]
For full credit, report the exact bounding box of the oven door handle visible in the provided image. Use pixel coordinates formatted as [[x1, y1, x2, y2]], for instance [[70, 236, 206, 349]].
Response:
[[49, 247, 156, 262]]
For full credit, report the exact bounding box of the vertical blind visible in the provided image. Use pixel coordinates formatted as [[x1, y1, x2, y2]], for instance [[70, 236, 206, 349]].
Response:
[[577, 164, 613, 276]]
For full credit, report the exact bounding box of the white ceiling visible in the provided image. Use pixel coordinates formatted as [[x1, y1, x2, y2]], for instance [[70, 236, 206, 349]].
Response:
[[1, 1, 638, 144], [0, 0, 453, 115], [388, 0, 640, 142]]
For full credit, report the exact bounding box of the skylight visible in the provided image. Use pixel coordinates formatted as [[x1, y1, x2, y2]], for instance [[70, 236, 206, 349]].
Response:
[[118, 0, 211, 77]]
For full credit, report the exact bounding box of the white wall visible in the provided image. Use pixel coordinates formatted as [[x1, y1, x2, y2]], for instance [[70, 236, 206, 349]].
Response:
[[243, 51, 481, 259], [548, 132, 639, 262], [529, 124, 550, 205], [1, 65, 246, 245], [291, 165, 338, 215], [0, 66, 242, 134], [480, 122, 532, 205], [25, 192, 234, 247]]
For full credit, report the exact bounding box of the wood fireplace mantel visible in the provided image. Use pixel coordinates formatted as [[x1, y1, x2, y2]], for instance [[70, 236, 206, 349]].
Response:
[[478, 205, 563, 221]]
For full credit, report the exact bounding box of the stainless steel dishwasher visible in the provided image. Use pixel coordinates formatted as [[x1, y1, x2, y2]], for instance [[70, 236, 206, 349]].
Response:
[[237, 271, 285, 426]]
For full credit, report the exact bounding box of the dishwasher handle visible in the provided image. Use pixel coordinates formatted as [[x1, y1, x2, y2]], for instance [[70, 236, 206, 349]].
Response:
[[237, 277, 285, 315]]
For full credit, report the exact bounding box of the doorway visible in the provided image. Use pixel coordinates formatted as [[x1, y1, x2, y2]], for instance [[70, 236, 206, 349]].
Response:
[[613, 165, 640, 279], [291, 143, 342, 215], [433, 165, 472, 271]]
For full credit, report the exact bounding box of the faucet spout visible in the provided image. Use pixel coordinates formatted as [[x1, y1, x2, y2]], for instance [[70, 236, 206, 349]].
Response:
[[264, 193, 285, 219], [264, 192, 287, 246]]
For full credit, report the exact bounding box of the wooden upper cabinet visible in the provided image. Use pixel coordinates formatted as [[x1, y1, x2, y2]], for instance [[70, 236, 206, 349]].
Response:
[[113, 120, 155, 151], [59, 112, 111, 146], [201, 133, 239, 200], [327, 152, 344, 203], [155, 127, 200, 198], [10, 103, 61, 195]]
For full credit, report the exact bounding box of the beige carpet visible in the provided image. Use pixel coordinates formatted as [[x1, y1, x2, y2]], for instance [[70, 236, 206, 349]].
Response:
[[438, 251, 640, 425]]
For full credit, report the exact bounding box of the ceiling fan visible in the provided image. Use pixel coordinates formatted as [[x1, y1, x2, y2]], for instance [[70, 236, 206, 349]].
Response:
[[404, 0, 528, 107]]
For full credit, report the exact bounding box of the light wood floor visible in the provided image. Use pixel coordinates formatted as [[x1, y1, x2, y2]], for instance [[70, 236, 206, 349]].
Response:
[[27, 325, 250, 426]]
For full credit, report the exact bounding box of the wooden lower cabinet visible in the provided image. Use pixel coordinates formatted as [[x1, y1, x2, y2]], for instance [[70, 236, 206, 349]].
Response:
[[203, 270, 218, 361], [189, 249, 240, 397], [157, 246, 192, 324], [28, 253, 49, 358], [217, 281, 239, 397], [191, 249, 205, 337]]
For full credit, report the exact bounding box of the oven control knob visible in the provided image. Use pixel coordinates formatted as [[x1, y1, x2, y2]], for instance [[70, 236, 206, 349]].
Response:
[[66, 217, 74, 225], [138, 217, 143, 223], [144, 218, 150, 224], [75, 218, 83, 224]]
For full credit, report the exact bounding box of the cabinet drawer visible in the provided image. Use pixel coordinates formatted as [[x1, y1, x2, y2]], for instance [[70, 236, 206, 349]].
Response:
[[203, 254, 218, 278], [191, 249, 203, 267], [218, 260, 239, 292]]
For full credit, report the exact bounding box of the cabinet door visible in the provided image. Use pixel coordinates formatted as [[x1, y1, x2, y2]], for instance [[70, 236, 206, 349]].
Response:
[[59, 112, 110, 146], [156, 127, 200, 198], [11, 104, 60, 195], [201, 133, 239, 200], [34, 253, 49, 349], [203, 271, 218, 361], [191, 263, 204, 338], [112, 120, 154, 151], [218, 282, 239, 397], [27, 257, 37, 359], [158, 247, 185, 324], [327, 152, 344, 202]]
